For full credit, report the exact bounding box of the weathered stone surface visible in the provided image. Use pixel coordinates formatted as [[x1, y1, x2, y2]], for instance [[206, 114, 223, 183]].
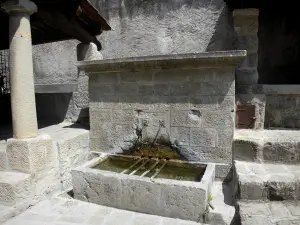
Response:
[[2, 197, 208, 225], [234, 129, 300, 163], [0, 141, 7, 170], [190, 128, 217, 147], [265, 94, 300, 129], [238, 200, 300, 225], [234, 160, 300, 201], [87, 54, 239, 179], [171, 110, 201, 127], [0, 171, 32, 205], [6, 134, 56, 174], [72, 157, 215, 222]]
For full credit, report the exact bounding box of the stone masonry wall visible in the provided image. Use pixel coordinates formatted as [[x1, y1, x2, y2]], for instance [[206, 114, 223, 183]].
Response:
[[89, 67, 235, 165], [265, 95, 300, 128], [21, 0, 234, 124]]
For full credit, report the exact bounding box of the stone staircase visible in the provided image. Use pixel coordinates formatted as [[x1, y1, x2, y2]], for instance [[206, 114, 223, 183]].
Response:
[[233, 129, 300, 225], [0, 122, 89, 223]]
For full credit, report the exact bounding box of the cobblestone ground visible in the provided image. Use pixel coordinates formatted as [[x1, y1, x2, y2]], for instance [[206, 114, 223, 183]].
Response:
[[3, 197, 202, 225], [239, 201, 300, 225]]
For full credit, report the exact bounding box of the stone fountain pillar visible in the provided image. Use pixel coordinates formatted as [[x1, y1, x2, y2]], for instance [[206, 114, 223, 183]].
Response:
[[2, 0, 60, 196], [233, 8, 266, 130], [2, 0, 38, 139]]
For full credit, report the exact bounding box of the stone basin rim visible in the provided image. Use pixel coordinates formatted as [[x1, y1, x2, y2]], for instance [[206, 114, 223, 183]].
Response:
[[76, 50, 247, 73]]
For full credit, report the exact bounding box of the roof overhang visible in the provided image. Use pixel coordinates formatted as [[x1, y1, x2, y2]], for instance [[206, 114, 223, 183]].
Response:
[[0, 0, 111, 50]]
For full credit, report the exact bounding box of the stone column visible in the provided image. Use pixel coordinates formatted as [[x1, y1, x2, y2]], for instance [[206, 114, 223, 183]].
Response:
[[2, 0, 38, 139], [233, 9, 259, 85], [74, 42, 103, 125], [233, 9, 266, 130]]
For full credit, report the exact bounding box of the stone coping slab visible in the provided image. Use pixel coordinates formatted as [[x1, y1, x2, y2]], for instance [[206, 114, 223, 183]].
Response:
[[263, 85, 300, 95], [72, 153, 215, 222], [76, 50, 247, 73]]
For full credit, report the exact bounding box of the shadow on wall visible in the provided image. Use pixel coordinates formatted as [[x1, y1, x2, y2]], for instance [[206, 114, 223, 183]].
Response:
[[35, 93, 72, 125], [206, 5, 234, 51], [92, 0, 233, 58], [258, 6, 300, 84]]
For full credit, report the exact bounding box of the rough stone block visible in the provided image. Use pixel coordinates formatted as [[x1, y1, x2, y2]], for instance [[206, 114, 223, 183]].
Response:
[[73, 91, 89, 109], [190, 96, 218, 110], [153, 84, 170, 96], [263, 142, 298, 163], [202, 110, 234, 128], [90, 96, 120, 109], [55, 131, 89, 190], [141, 126, 170, 144], [90, 123, 137, 153], [0, 171, 33, 205], [217, 96, 235, 111], [137, 85, 154, 96], [89, 73, 118, 85], [89, 84, 115, 98], [171, 110, 201, 127], [89, 109, 112, 124], [187, 146, 231, 163], [153, 70, 188, 84], [235, 160, 300, 201], [170, 127, 190, 146], [0, 144, 7, 171], [6, 134, 57, 174], [233, 139, 262, 161], [188, 68, 215, 82], [113, 110, 137, 124], [138, 111, 169, 127], [34, 167, 61, 198], [120, 71, 153, 83], [170, 83, 191, 96], [217, 129, 233, 149], [214, 68, 234, 82], [190, 128, 217, 147], [115, 84, 138, 96]]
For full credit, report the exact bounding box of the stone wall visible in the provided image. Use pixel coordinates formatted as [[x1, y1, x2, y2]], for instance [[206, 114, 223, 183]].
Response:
[[84, 52, 246, 177], [27, 0, 233, 123], [264, 85, 300, 128]]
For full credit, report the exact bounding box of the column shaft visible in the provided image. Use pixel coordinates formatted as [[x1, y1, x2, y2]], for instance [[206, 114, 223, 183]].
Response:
[[9, 12, 38, 138]]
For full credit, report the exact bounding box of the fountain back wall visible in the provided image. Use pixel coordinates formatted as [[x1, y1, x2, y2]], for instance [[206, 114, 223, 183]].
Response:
[[78, 51, 246, 179]]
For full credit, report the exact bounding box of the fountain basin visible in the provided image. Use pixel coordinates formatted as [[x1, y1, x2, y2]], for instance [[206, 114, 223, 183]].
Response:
[[72, 153, 215, 221]]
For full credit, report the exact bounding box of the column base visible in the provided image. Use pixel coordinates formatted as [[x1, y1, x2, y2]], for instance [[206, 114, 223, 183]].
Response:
[[6, 134, 57, 174]]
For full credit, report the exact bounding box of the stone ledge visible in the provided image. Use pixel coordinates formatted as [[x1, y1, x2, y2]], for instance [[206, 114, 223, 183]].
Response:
[[34, 83, 78, 93], [263, 85, 300, 95], [238, 200, 300, 225], [234, 160, 300, 201], [77, 51, 247, 73], [234, 129, 300, 163]]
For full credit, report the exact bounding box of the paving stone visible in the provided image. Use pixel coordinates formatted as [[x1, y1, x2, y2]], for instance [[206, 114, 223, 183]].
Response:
[[2, 182, 234, 225], [276, 219, 300, 225], [239, 202, 270, 217], [267, 202, 291, 218], [86, 215, 105, 225], [132, 214, 161, 225], [285, 202, 300, 216], [242, 216, 274, 225]]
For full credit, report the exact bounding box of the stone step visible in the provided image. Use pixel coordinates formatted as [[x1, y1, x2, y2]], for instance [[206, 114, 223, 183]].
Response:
[[234, 160, 300, 201], [237, 200, 300, 225], [233, 129, 300, 163], [0, 171, 33, 206]]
